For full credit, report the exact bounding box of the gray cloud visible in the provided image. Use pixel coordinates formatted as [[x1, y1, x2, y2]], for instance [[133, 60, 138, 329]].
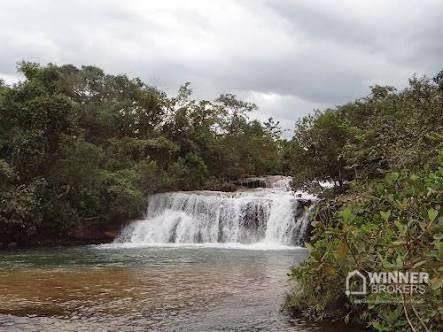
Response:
[[1, 0, 442, 132]]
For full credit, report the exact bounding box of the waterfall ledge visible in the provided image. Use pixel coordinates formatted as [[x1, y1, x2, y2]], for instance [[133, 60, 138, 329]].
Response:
[[115, 177, 315, 247]]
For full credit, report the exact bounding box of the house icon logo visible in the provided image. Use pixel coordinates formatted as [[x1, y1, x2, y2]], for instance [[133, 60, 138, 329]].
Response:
[[345, 270, 367, 296]]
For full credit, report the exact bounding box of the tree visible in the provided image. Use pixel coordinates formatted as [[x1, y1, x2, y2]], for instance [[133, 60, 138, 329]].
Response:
[[0, 62, 284, 246], [288, 110, 351, 188]]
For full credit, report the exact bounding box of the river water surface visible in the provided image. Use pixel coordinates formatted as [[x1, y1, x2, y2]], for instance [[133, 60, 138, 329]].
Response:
[[1, 179, 360, 331], [0, 245, 356, 331]]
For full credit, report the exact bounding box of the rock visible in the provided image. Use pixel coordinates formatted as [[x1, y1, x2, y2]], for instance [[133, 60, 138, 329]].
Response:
[[234, 177, 267, 188], [297, 199, 312, 208]]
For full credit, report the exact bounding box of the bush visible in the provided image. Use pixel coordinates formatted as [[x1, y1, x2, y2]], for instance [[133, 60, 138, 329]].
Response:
[[286, 154, 443, 331]]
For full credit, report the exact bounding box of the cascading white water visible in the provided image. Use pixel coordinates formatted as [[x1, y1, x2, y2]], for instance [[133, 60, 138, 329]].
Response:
[[116, 176, 313, 247]]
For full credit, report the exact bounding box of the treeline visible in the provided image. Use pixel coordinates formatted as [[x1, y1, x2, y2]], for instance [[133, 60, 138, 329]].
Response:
[[285, 72, 443, 330], [0, 62, 282, 246], [1, 62, 442, 329]]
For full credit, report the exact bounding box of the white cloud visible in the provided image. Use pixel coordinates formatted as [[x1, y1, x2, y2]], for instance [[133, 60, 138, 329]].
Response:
[[239, 91, 329, 138], [1, 0, 441, 131]]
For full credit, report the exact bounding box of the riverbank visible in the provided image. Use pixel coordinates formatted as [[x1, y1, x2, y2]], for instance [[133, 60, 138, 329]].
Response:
[[286, 163, 442, 330], [0, 220, 121, 249]]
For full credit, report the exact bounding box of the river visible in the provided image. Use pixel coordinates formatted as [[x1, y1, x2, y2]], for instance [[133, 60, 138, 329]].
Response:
[[0, 178, 358, 331], [0, 245, 360, 331]]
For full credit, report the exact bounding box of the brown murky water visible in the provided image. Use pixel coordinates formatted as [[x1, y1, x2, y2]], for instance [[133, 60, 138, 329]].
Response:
[[0, 245, 356, 331]]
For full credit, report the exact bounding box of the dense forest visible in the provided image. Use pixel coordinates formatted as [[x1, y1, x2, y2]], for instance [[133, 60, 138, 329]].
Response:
[[0, 62, 282, 246], [1, 63, 442, 330]]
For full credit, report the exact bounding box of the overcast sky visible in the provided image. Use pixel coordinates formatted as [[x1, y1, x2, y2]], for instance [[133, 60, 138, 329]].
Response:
[[1, 0, 442, 134]]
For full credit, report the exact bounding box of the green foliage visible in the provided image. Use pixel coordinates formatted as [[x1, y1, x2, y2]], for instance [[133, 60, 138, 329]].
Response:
[[168, 152, 209, 191], [284, 110, 351, 189], [0, 62, 283, 245], [0, 179, 46, 245], [286, 157, 443, 330], [0, 159, 14, 185], [285, 70, 443, 330], [285, 76, 443, 188]]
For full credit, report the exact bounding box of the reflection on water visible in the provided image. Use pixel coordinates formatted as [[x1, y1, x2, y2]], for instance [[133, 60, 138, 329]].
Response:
[[0, 246, 356, 331]]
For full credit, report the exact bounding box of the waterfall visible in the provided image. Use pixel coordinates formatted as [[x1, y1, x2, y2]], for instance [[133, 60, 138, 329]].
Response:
[[115, 176, 313, 247]]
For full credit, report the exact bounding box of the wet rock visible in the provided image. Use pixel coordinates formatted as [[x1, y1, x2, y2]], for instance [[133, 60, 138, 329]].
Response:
[[234, 177, 267, 188]]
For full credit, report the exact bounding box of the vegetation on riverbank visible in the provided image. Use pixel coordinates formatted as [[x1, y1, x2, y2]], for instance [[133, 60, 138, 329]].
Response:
[[1, 61, 442, 330], [285, 72, 443, 331], [0, 62, 283, 247]]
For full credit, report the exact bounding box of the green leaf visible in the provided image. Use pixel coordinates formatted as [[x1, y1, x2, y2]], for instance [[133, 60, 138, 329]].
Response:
[[333, 242, 349, 261], [394, 220, 405, 233], [341, 208, 354, 223], [428, 208, 438, 223], [305, 243, 314, 252], [430, 274, 443, 290], [380, 210, 391, 222], [395, 255, 404, 268], [385, 172, 399, 184], [371, 320, 388, 331], [409, 174, 419, 181]]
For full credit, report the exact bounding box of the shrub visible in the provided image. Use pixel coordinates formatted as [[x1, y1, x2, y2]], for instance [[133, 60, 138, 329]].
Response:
[[286, 153, 443, 331]]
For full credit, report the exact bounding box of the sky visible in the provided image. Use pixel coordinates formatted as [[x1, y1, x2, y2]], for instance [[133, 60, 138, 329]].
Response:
[[1, 0, 442, 135]]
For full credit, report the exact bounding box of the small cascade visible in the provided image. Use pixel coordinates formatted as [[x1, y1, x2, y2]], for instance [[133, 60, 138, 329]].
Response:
[[116, 176, 313, 247]]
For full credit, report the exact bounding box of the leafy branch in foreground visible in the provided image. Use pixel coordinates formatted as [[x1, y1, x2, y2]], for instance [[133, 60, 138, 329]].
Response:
[[286, 159, 443, 330]]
